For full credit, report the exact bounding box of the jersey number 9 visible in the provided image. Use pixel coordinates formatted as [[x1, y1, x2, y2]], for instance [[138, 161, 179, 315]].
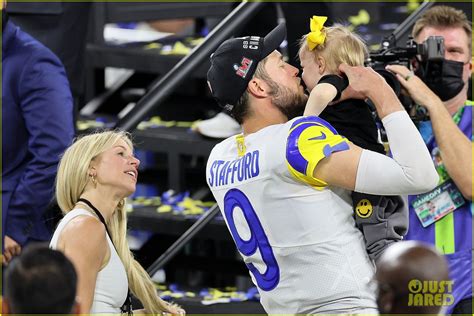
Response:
[[223, 188, 280, 291]]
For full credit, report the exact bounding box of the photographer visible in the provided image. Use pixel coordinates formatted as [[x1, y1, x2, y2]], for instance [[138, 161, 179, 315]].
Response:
[[386, 6, 472, 314]]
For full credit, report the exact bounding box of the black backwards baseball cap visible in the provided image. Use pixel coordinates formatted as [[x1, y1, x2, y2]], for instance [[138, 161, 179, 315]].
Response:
[[207, 23, 286, 110]]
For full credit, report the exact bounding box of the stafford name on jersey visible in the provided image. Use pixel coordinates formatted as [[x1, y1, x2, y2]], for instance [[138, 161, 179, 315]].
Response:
[[208, 150, 260, 188]]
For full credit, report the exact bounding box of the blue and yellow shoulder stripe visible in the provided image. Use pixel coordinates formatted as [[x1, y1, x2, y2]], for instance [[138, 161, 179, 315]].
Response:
[[286, 116, 350, 189]]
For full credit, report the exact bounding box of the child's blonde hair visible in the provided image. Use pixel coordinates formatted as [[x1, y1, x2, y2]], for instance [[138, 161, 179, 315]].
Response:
[[299, 24, 368, 73]]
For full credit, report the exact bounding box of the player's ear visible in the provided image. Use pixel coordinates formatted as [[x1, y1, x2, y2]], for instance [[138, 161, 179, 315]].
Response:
[[248, 77, 269, 98]]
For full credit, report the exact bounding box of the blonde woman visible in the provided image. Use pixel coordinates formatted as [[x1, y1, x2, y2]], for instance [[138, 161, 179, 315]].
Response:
[[50, 131, 184, 315]]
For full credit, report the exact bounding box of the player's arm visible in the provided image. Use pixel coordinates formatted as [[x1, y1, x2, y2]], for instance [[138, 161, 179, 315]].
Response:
[[313, 65, 438, 194]]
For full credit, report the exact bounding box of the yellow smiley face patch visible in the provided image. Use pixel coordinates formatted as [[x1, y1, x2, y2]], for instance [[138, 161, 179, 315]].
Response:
[[356, 199, 373, 218]]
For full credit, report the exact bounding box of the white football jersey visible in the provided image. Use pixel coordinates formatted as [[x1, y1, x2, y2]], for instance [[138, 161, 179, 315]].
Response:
[[206, 116, 377, 314]]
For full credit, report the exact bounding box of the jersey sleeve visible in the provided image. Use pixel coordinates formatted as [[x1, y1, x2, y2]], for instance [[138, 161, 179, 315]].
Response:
[[286, 116, 350, 189]]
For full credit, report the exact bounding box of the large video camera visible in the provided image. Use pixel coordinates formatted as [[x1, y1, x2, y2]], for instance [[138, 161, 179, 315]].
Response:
[[366, 36, 445, 119], [363, 1, 448, 121]]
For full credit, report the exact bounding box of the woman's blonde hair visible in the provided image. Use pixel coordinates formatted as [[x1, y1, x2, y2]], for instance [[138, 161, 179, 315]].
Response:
[[299, 24, 368, 73], [56, 130, 171, 314]]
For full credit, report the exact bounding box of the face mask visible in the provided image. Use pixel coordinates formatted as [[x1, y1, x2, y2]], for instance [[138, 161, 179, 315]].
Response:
[[417, 59, 465, 101]]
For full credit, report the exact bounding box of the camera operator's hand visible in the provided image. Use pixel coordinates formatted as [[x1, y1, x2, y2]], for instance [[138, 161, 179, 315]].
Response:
[[385, 64, 443, 113]]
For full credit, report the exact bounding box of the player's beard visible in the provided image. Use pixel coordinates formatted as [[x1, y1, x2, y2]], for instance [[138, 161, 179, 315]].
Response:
[[266, 79, 308, 120]]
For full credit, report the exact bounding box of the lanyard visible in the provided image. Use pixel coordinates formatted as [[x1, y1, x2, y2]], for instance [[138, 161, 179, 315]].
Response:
[[452, 104, 465, 125], [419, 103, 466, 145]]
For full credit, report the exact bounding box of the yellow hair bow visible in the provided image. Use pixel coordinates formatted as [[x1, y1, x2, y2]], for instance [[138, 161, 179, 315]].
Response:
[[307, 15, 328, 51]]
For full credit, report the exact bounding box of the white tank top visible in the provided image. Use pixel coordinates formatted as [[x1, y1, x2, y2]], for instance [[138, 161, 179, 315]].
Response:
[[50, 208, 129, 314]]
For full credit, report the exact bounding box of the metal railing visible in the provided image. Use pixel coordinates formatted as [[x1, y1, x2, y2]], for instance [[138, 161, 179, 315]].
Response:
[[115, 1, 266, 131]]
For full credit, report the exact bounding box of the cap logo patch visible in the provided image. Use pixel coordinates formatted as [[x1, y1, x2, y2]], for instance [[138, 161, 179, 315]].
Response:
[[234, 57, 253, 78], [243, 36, 260, 50]]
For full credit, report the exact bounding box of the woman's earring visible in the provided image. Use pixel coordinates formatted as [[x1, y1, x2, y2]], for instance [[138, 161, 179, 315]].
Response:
[[90, 174, 97, 188]]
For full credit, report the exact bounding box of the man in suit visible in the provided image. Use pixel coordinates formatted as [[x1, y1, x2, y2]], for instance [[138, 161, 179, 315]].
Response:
[[2, 6, 74, 264], [7, 2, 91, 109]]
